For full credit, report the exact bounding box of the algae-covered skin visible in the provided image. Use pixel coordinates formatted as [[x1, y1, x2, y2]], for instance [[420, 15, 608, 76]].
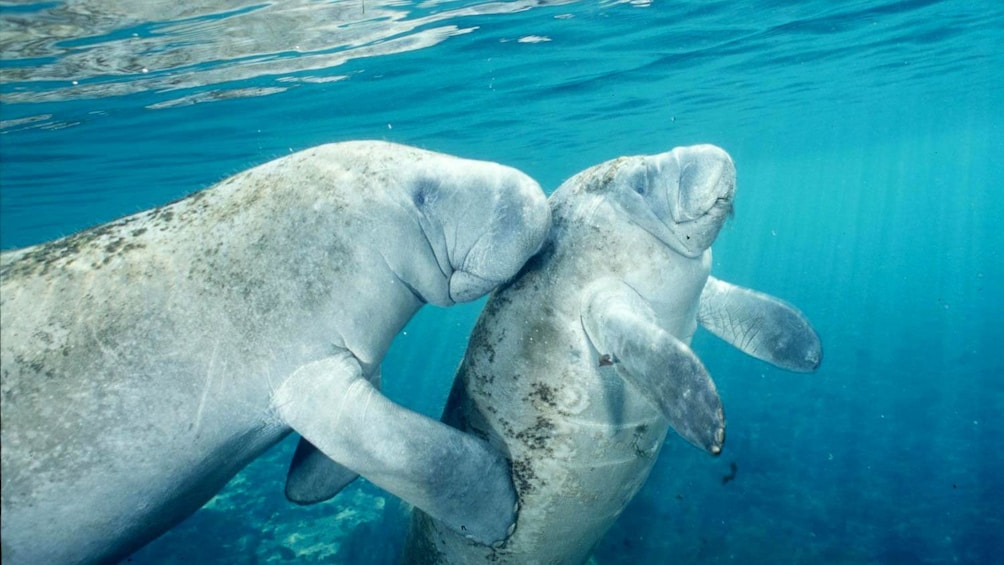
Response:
[[0, 140, 550, 565], [405, 145, 822, 564]]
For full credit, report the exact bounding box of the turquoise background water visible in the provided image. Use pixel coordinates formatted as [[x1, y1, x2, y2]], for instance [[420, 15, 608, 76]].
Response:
[[1, 1, 1001, 563]]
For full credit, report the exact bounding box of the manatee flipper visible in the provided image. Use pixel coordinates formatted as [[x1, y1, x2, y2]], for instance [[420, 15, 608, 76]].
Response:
[[698, 276, 822, 372], [285, 366, 387, 504], [285, 438, 360, 504], [582, 282, 725, 454], [273, 352, 517, 545]]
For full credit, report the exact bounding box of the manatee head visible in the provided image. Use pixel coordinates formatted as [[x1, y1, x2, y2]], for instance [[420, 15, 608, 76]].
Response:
[[604, 144, 736, 258], [403, 156, 551, 306]]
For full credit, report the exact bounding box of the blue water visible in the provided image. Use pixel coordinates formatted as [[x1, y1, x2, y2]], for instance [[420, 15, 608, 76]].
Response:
[[2, 1, 1002, 563]]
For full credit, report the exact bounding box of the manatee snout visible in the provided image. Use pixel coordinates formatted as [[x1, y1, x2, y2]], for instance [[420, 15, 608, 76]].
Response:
[[673, 144, 737, 223], [450, 177, 551, 303]]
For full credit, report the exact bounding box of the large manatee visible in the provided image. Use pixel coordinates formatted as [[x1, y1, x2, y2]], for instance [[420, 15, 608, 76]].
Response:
[[0, 141, 550, 564], [404, 145, 822, 563]]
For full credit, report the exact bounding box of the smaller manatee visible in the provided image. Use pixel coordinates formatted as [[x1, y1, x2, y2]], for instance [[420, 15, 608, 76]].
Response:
[[404, 144, 822, 564]]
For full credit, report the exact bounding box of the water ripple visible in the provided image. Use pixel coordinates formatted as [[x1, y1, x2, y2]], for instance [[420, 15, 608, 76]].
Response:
[[0, 0, 572, 105]]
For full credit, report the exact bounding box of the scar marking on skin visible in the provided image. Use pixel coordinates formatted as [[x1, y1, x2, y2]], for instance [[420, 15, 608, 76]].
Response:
[[359, 379, 377, 421], [89, 324, 121, 366], [336, 374, 369, 429], [264, 363, 277, 398], [193, 342, 219, 436]]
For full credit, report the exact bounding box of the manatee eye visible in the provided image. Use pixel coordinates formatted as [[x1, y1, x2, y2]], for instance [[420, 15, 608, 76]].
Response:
[[633, 184, 646, 195], [412, 178, 438, 207]]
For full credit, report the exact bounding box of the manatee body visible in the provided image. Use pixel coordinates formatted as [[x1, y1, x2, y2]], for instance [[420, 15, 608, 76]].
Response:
[[405, 145, 822, 564], [0, 141, 550, 565]]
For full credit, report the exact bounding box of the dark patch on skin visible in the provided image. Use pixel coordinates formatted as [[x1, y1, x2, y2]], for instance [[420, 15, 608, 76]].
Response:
[[105, 237, 125, 254], [579, 159, 626, 193], [153, 208, 174, 225], [511, 457, 537, 496], [188, 188, 209, 203], [0, 213, 150, 279], [632, 424, 654, 458], [411, 177, 438, 208], [486, 412, 516, 443], [483, 341, 496, 366], [466, 318, 497, 371], [598, 353, 618, 367], [515, 416, 554, 451], [32, 330, 53, 345], [525, 382, 558, 409], [481, 286, 513, 322]]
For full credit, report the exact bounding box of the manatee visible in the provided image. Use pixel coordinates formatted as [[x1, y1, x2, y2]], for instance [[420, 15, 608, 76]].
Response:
[[403, 145, 822, 563], [0, 141, 550, 564]]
